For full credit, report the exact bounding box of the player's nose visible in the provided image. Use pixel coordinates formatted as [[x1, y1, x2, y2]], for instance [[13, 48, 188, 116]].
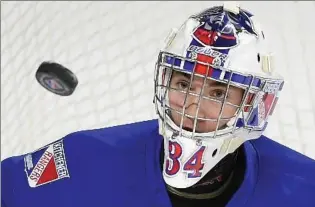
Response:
[[184, 94, 206, 120]]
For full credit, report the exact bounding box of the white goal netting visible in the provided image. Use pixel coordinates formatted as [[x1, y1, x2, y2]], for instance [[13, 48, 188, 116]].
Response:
[[1, 1, 315, 160]]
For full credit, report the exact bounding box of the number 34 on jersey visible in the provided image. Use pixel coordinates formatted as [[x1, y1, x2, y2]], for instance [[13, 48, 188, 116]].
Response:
[[165, 140, 206, 178]]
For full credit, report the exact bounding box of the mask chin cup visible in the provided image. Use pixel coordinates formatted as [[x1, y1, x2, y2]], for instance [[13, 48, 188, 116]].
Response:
[[226, 117, 236, 127]]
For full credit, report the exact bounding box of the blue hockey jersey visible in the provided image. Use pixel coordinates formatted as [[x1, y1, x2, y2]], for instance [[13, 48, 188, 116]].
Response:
[[2, 119, 315, 207]]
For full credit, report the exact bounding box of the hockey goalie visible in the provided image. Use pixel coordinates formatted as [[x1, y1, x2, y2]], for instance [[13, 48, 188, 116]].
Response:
[[2, 2, 315, 207]]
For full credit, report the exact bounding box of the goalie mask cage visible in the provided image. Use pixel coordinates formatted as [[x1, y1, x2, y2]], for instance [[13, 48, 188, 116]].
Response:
[[1, 1, 315, 160]]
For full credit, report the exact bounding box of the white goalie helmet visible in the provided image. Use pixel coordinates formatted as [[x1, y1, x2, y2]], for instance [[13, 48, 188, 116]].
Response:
[[153, 2, 284, 188]]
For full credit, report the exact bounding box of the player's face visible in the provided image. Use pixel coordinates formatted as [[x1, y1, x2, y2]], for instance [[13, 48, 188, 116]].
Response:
[[168, 71, 244, 133]]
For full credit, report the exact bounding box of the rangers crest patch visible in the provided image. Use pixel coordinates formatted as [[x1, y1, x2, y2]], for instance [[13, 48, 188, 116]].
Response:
[[24, 140, 70, 188]]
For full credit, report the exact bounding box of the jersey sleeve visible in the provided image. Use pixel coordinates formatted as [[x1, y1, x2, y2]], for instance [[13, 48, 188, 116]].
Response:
[[1, 135, 71, 206], [1, 154, 24, 207], [0, 122, 155, 207]]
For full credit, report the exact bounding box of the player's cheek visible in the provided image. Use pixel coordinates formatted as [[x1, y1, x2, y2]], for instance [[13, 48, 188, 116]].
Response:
[[203, 99, 222, 118], [169, 90, 186, 108], [202, 101, 231, 130], [168, 92, 182, 124], [217, 105, 238, 127], [172, 113, 182, 127]]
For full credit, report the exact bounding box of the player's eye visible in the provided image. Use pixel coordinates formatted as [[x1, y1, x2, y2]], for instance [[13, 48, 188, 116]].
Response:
[[209, 89, 227, 100], [176, 81, 189, 90]]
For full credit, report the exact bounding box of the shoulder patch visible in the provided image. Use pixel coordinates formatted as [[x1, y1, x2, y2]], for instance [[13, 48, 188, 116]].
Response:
[[24, 139, 70, 188]]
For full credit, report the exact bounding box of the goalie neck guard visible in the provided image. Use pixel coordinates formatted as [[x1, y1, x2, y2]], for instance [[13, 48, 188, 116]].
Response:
[[153, 3, 284, 188]]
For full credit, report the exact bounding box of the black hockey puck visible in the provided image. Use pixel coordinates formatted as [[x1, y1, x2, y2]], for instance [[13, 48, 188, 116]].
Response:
[[35, 61, 78, 96]]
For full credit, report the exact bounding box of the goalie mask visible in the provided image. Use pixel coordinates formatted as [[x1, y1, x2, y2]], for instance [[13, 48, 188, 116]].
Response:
[[153, 3, 284, 189]]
